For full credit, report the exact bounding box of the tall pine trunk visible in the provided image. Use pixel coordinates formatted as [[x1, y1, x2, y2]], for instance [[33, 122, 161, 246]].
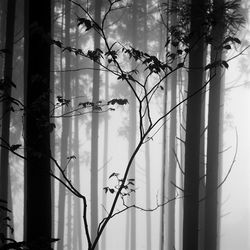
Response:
[[204, 0, 225, 249], [24, 0, 51, 248], [182, 1, 206, 249], [90, 0, 102, 247]]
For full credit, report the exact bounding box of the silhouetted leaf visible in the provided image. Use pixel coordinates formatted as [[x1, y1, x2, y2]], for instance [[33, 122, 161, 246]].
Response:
[[221, 60, 229, 69], [109, 188, 115, 194], [77, 17, 92, 31], [0, 206, 11, 212], [10, 144, 21, 151], [232, 37, 241, 44], [177, 62, 184, 68], [67, 155, 76, 160], [109, 172, 119, 179], [107, 98, 128, 106], [223, 44, 231, 50], [52, 40, 63, 48]]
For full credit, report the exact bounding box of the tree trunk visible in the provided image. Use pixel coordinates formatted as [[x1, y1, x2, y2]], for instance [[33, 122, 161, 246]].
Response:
[[127, 1, 138, 249], [90, 0, 102, 247], [73, 17, 82, 250], [159, 4, 169, 248], [142, 2, 152, 249], [0, 0, 7, 78], [24, 0, 51, 248], [167, 1, 178, 248], [0, 0, 16, 244], [50, 0, 56, 240], [101, 67, 109, 250], [57, 0, 71, 248], [204, 0, 225, 249], [182, 1, 206, 250]]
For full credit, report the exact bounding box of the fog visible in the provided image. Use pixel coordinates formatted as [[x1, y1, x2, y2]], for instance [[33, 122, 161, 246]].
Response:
[[2, 0, 250, 249]]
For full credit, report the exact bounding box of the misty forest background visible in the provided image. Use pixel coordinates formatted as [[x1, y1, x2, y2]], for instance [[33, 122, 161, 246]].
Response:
[[0, 0, 250, 249]]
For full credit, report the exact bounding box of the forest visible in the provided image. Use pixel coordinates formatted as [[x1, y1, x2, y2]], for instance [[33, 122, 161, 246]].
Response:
[[0, 0, 249, 249]]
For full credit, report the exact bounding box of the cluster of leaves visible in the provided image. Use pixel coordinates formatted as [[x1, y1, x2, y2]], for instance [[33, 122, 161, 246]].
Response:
[[122, 47, 177, 74], [161, 0, 245, 53], [78, 98, 128, 111], [103, 172, 135, 197], [205, 36, 242, 70], [56, 96, 71, 107], [0, 201, 59, 249]]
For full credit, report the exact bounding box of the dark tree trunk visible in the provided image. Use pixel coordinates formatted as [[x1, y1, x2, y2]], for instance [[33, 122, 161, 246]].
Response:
[[24, 0, 51, 248], [0, 0, 7, 78], [204, 0, 225, 249], [0, 0, 16, 244], [182, 1, 206, 250]]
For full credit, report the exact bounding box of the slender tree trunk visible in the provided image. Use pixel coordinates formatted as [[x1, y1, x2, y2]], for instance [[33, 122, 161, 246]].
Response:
[[204, 1, 225, 249], [159, 7, 169, 250], [67, 126, 73, 250], [57, 1, 71, 248], [182, 1, 206, 250], [167, 1, 178, 248], [0, 0, 16, 244], [73, 19, 82, 250], [178, 68, 186, 250], [142, 2, 152, 249], [90, 0, 102, 247], [128, 2, 138, 249], [101, 67, 109, 250], [24, 0, 51, 248], [50, 0, 55, 240]]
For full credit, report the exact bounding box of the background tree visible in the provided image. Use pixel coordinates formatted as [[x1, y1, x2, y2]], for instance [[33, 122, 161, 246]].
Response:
[[57, 1, 72, 248], [0, 0, 16, 244], [90, 0, 103, 247]]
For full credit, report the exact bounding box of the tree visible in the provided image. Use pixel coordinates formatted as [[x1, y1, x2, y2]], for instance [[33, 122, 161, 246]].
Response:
[[24, 0, 52, 248], [167, 1, 178, 248], [72, 14, 83, 250], [57, 1, 72, 249], [204, 0, 225, 249], [182, 0, 207, 250], [0, 0, 16, 244], [90, 0, 103, 248]]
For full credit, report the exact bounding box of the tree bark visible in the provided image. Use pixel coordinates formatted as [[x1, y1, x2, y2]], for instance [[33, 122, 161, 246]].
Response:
[[204, 0, 225, 249], [182, 1, 206, 250], [24, 0, 51, 248]]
